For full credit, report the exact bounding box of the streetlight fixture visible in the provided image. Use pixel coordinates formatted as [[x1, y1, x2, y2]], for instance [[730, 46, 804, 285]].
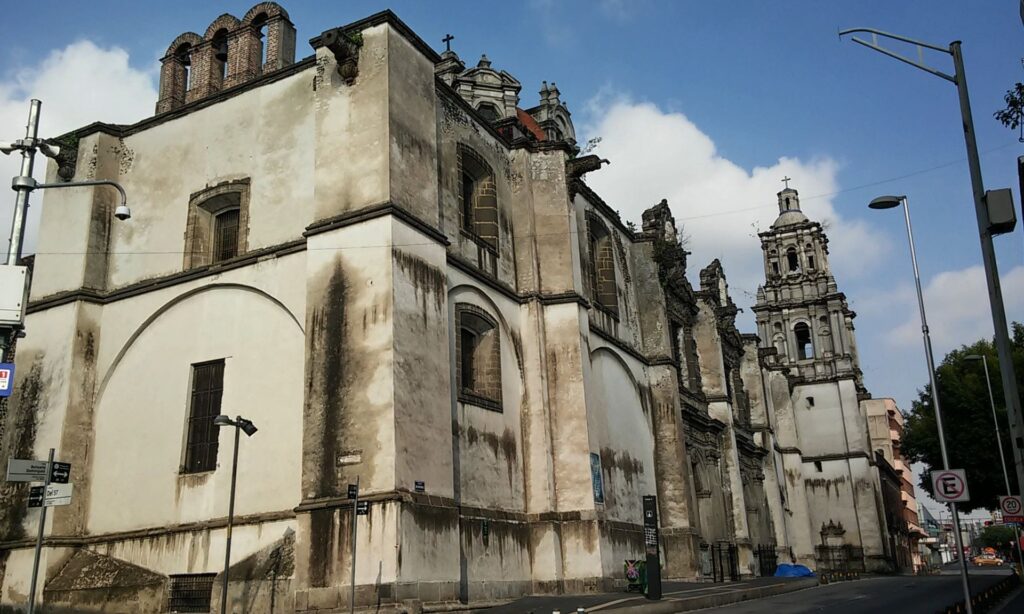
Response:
[[964, 353, 1024, 570], [1, 99, 133, 364], [868, 194, 974, 612], [213, 415, 257, 614], [840, 26, 1024, 525]]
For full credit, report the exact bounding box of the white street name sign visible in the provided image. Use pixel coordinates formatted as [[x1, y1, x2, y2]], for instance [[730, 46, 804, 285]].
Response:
[[28, 483, 73, 508], [6, 459, 48, 482]]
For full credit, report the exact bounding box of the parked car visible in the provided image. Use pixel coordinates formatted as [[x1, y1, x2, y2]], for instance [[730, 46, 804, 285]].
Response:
[[971, 554, 1004, 567]]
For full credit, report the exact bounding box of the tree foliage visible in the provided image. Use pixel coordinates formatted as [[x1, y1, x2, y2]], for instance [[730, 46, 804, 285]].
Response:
[[975, 524, 1018, 551], [901, 323, 1024, 512], [994, 83, 1024, 131]]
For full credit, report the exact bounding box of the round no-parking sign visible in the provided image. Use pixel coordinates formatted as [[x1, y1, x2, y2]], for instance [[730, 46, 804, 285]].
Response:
[[931, 469, 970, 503]]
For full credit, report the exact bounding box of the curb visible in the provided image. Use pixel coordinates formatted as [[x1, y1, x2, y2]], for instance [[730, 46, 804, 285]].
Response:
[[605, 578, 819, 613]]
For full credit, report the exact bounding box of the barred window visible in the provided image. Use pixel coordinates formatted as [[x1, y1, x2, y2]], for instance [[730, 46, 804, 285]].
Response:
[[457, 145, 499, 249], [213, 208, 240, 263], [455, 305, 502, 411], [168, 573, 216, 613], [183, 360, 224, 473], [588, 218, 618, 317]]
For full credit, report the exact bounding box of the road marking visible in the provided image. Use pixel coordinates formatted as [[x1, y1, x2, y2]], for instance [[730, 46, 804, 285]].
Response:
[[586, 597, 640, 611]]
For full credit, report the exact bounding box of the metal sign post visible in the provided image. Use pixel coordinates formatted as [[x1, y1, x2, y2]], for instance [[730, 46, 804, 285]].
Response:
[[642, 495, 661, 600], [26, 448, 53, 614], [349, 477, 359, 614]]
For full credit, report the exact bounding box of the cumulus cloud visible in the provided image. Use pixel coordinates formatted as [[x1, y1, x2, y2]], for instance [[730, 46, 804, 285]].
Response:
[[581, 94, 886, 310], [0, 40, 156, 255], [888, 264, 1024, 353]]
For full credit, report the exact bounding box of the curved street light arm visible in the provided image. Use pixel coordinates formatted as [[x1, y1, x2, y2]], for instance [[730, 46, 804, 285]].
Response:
[[839, 27, 956, 83], [34, 179, 127, 207]]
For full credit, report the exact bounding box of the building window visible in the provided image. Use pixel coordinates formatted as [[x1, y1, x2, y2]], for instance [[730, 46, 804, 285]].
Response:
[[786, 247, 799, 272], [794, 322, 813, 360], [184, 179, 250, 269], [588, 217, 618, 317], [213, 29, 229, 83], [213, 208, 240, 263], [457, 145, 499, 249], [455, 304, 502, 410], [168, 573, 216, 613], [183, 360, 224, 473], [476, 102, 501, 121]]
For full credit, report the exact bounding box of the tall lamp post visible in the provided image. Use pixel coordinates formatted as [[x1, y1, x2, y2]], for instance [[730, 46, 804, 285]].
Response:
[[1, 99, 132, 362], [868, 194, 973, 612], [964, 353, 1024, 569], [213, 415, 257, 614], [839, 26, 1024, 518]]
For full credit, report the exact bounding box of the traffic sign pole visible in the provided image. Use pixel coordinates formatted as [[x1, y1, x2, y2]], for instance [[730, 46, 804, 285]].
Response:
[[350, 476, 359, 614], [27, 448, 53, 614]]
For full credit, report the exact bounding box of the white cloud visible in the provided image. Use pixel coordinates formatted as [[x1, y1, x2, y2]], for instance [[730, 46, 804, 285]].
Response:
[[0, 40, 157, 256], [581, 94, 886, 308], [888, 264, 1024, 353]]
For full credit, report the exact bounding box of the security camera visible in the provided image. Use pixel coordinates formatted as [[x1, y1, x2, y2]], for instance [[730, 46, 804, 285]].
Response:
[[0, 142, 16, 155], [38, 142, 61, 158], [114, 204, 132, 221]]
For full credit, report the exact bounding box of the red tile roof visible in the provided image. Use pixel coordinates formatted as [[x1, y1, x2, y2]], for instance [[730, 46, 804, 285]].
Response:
[[517, 108, 547, 142]]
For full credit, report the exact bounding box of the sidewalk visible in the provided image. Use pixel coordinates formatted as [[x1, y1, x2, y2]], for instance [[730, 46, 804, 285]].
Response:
[[473, 576, 818, 613]]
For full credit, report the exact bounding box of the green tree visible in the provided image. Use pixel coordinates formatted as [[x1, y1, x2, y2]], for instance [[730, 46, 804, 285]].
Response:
[[994, 83, 1024, 133], [975, 524, 1017, 551], [901, 323, 1024, 513]]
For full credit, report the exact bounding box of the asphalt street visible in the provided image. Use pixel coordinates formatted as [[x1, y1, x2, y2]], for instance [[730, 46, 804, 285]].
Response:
[[706, 568, 1014, 613]]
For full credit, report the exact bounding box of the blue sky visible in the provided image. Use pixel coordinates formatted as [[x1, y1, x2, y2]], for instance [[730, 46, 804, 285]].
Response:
[[1, 2, 1022, 512]]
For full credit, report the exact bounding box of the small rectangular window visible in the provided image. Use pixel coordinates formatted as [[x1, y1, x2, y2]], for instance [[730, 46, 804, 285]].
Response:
[[183, 360, 224, 473], [168, 573, 216, 613], [213, 209, 240, 263]]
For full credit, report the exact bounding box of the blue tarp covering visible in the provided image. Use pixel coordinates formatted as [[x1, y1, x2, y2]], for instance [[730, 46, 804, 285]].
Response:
[[774, 563, 815, 577]]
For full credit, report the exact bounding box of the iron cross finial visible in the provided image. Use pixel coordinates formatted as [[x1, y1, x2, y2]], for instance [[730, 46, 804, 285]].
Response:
[[782, 176, 792, 189], [442, 34, 455, 52]]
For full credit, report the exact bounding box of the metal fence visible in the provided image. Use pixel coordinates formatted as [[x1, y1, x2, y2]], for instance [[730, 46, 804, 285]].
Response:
[[699, 542, 739, 582], [815, 545, 866, 573], [754, 544, 778, 577], [168, 573, 216, 613]]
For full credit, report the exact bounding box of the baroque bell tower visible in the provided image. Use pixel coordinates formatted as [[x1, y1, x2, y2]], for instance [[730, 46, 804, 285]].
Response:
[[751, 184, 863, 386]]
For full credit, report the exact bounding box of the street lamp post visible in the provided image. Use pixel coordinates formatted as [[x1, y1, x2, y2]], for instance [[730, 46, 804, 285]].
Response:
[[868, 194, 973, 612], [839, 26, 1024, 526], [964, 353, 1024, 570], [213, 415, 257, 614], [1, 99, 132, 361]]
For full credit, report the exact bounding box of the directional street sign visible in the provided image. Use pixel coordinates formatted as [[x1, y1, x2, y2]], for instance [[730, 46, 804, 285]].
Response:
[[1000, 495, 1024, 523], [27, 483, 73, 508], [347, 484, 358, 500], [6, 458, 71, 483], [6, 459, 48, 482], [50, 462, 71, 484], [356, 500, 369, 516], [931, 469, 970, 503]]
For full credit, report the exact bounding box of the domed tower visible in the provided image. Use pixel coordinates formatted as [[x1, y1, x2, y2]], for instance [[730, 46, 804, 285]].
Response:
[[752, 185, 862, 386]]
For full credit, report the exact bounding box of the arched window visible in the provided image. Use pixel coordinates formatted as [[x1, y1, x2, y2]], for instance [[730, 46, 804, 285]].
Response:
[[213, 29, 229, 82], [176, 43, 193, 92], [184, 180, 250, 269], [252, 13, 270, 70], [457, 145, 499, 249], [588, 218, 618, 316], [794, 322, 813, 360], [213, 208, 240, 263], [786, 247, 799, 272], [456, 305, 502, 410], [476, 102, 501, 121]]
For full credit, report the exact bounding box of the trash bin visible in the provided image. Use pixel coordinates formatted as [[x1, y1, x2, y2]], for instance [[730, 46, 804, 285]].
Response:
[[624, 559, 647, 593]]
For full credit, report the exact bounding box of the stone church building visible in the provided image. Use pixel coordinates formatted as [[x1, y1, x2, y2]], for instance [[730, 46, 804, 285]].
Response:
[[0, 5, 905, 612]]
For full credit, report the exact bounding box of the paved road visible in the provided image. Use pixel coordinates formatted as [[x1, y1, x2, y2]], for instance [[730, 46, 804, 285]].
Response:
[[707, 569, 1013, 613]]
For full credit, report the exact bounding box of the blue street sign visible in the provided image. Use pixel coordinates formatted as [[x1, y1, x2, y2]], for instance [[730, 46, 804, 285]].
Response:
[[0, 363, 14, 398]]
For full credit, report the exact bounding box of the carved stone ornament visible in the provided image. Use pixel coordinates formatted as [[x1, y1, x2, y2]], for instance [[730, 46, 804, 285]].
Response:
[[321, 28, 362, 84]]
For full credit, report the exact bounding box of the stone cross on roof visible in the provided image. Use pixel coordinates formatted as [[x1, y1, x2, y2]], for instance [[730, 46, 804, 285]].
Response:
[[442, 34, 454, 52], [782, 176, 792, 189]]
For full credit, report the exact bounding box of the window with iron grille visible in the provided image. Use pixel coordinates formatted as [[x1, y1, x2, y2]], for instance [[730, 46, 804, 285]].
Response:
[[213, 208, 240, 263], [168, 573, 216, 613], [183, 360, 224, 473]]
